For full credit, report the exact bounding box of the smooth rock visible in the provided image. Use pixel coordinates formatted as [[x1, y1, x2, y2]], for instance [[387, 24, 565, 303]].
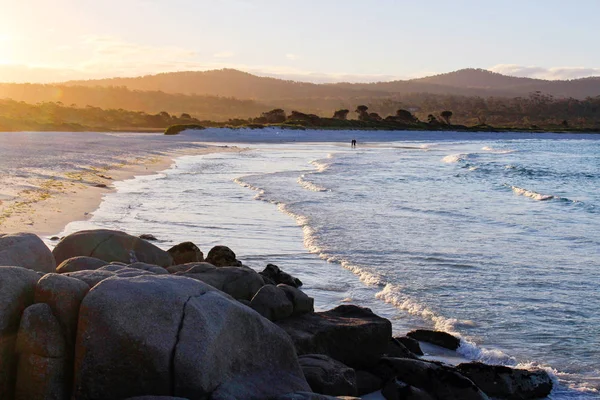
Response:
[[385, 338, 418, 359], [371, 358, 489, 400], [278, 284, 314, 316], [250, 284, 294, 321], [0, 233, 56, 273], [395, 336, 423, 356], [355, 370, 383, 395], [274, 393, 359, 400], [205, 245, 241, 267], [406, 329, 461, 350], [15, 354, 66, 400], [125, 397, 189, 400], [276, 305, 392, 369], [169, 262, 215, 274], [98, 264, 157, 278], [16, 303, 65, 357], [56, 256, 108, 274], [167, 242, 203, 265], [178, 266, 264, 300], [0, 266, 40, 400], [260, 263, 303, 287], [35, 273, 89, 345], [127, 262, 169, 275], [139, 234, 158, 241], [52, 229, 173, 267], [299, 354, 357, 396], [63, 269, 116, 288], [381, 378, 435, 400], [74, 275, 309, 400], [456, 362, 553, 399]]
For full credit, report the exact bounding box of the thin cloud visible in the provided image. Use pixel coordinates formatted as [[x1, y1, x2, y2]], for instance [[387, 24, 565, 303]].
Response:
[[489, 64, 600, 80], [285, 54, 299, 61]]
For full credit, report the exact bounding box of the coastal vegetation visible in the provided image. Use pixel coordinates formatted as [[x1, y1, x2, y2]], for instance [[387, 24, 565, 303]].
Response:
[[0, 69, 599, 132]]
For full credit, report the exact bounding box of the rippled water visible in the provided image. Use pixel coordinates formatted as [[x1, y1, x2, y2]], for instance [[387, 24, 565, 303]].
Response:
[[54, 130, 599, 398]]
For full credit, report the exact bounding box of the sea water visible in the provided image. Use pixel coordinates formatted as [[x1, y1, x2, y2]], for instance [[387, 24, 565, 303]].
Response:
[[53, 129, 599, 398]]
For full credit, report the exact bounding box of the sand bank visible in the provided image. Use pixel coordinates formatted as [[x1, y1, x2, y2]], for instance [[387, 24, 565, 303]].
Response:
[[0, 145, 244, 237]]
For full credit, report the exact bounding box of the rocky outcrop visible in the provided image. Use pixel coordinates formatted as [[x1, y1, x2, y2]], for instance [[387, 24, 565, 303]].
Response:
[[0, 266, 40, 399], [0, 233, 56, 273], [371, 358, 489, 400], [250, 284, 294, 321], [205, 245, 241, 267], [15, 303, 67, 400], [278, 284, 314, 316], [354, 370, 382, 396], [407, 329, 461, 350], [381, 378, 435, 400], [52, 229, 173, 267], [384, 338, 418, 359], [299, 354, 357, 396], [260, 264, 302, 287], [276, 305, 392, 369], [456, 362, 553, 399], [55, 256, 108, 273], [167, 242, 203, 265], [73, 275, 309, 400], [176, 264, 265, 300], [395, 336, 423, 356], [63, 269, 117, 288]]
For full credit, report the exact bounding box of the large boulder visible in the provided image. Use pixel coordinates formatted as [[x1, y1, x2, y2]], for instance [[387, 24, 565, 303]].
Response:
[[127, 262, 169, 275], [381, 378, 435, 400], [0, 266, 40, 399], [14, 303, 67, 400], [52, 229, 173, 267], [371, 358, 489, 400], [177, 265, 265, 300], [63, 269, 117, 288], [276, 305, 392, 369], [299, 354, 357, 396], [0, 233, 56, 273], [250, 284, 294, 321], [73, 275, 309, 400], [55, 256, 107, 274], [205, 245, 241, 267], [354, 370, 382, 396], [406, 329, 461, 350], [167, 242, 203, 265], [278, 284, 314, 316], [456, 362, 553, 399], [384, 338, 418, 359], [260, 264, 302, 287]]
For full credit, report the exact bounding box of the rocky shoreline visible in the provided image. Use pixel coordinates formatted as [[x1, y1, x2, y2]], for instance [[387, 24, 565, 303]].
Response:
[[0, 230, 553, 399]]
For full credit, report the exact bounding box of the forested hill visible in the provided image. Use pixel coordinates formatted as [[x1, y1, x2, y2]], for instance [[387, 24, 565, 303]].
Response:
[[64, 68, 600, 100]]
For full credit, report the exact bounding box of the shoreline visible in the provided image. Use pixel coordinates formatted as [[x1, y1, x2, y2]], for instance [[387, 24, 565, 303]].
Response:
[[0, 145, 245, 238]]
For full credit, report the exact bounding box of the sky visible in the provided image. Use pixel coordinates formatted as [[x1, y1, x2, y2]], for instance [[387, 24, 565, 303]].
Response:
[[0, 0, 599, 83]]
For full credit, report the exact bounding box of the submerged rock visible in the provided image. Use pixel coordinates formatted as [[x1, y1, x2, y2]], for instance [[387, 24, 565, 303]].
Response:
[[456, 362, 553, 399], [406, 329, 461, 350], [0, 233, 56, 273], [52, 229, 173, 267], [276, 305, 392, 369], [371, 358, 489, 400]]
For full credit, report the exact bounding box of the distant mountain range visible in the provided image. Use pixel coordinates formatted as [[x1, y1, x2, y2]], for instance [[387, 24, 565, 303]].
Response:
[[63, 68, 600, 100]]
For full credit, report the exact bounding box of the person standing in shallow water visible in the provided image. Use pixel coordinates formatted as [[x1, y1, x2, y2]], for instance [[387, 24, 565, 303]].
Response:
[[351, 139, 357, 148]]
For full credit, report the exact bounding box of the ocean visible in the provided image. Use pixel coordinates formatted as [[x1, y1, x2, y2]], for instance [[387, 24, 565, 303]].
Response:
[[41, 129, 599, 399]]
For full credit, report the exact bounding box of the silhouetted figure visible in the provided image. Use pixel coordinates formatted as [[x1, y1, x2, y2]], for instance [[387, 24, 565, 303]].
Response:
[[351, 139, 357, 147]]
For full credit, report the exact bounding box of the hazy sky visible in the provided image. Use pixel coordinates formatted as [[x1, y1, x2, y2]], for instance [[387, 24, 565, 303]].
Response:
[[0, 0, 599, 83]]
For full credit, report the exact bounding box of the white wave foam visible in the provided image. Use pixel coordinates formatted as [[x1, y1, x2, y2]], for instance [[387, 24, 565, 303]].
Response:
[[442, 153, 475, 163], [482, 146, 516, 154], [297, 174, 329, 192], [309, 159, 331, 173], [511, 185, 554, 201]]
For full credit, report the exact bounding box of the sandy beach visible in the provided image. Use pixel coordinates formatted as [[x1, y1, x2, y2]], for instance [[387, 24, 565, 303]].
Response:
[[0, 143, 244, 238]]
